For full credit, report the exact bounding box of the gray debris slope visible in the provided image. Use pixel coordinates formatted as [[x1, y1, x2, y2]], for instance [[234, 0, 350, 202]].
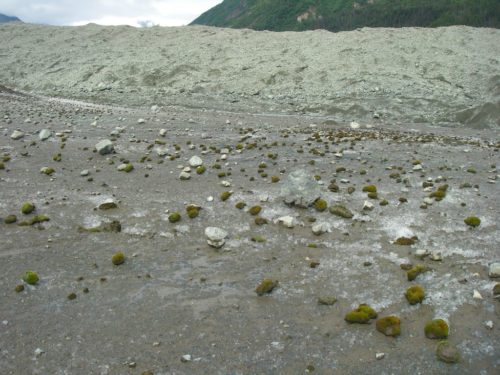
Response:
[[0, 23, 499, 126]]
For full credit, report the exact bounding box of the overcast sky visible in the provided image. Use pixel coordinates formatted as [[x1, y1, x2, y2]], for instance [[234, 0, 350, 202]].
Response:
[[0, 0, 223, 26]]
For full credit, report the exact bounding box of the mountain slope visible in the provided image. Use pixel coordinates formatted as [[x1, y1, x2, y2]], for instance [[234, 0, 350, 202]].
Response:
[[191, 0, 500, 31], [0, 13, 21, 23]]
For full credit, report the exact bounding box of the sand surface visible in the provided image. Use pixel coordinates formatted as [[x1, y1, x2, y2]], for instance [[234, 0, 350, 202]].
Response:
[[0, 24, 499, 375]]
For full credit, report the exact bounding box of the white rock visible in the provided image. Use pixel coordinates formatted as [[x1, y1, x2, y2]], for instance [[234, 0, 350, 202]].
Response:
[[485, 320, 494, 329], [95, 139, 114, 155], [259, 194, 269, 202], [179, 171, 191, 180], [276, 216, 295, 228], [220, 148, 229, 154], [80, 170, 89, 177], [137, 118, 146, 124], [151, 105, 159, 112], [221, 154, 228, 160], [415, 249, 429, 258], [350, 121, 360, 129], [375, 353, 385, 360], [39, 129, 52, 141], [156, 147, 169, 157], [159, 128, 167, 137], [34, 348, 44, 358], [117, 163, 129, 171], [221, 180, 231, 187], [10, 130, 24, 140], [363, 201, 374, 211], [312, 222, 331, 235], [207, 196, 214, 202], [429, 252, 442, 261], [423, 197, 434, 205], [473, 290, 483, 300], [189, 155, 203, 167], [181, 354, 192, 362], [182, 166, 191, 173], [413, 164, 423, 171], [205, 227, 228, 248], [488, 262, 500, 278]]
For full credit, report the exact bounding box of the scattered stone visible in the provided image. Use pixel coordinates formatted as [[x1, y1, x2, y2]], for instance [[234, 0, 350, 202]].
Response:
[[473, 290, 483, 300], [376, 316, 401, 337], [180, 354, 192, 363], [80, 170, 90, 177], [436, 341, 460, 363], [312, 222, 331, 235], [485, 320, 494, 329], [363, 201, 374, 211], [329, 205, 353, 219], [179, 171, 191, 180], [255, 278, 278, 295], [10, 130, 24, 140], [40, 166, 55, 175], [276, 216, 295, 228], [137, 118, 146, 124], [189, 155, 203, 167], [430, 252, 443, 261], [415, 249, 429, 258], [159, 128, 167, 137], [281, 169, 321, 208], [117, 163, 134, 172], [205, 227, 227, 248], [425, 319, 449, 339], [39, 129, 52, 141], [95, 139, 114, 155], [488, 262, 500, 278], [375, 353, 385, 360], [350, 121, 360, 129]]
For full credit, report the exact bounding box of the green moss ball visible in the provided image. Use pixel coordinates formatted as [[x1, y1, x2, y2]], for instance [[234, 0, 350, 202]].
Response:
[[425, 319, 449, 339], [405, 285, 425, 305], [111, 252, 125, 265], [220, 191, 232, 201], [314, 199, 328, 212], [21, 202, 35, 215], [23, 271, 39, 285], [464, 216, 481, 227], [248, 205, 262, 216], [168, 212, 181, 223], [362, 185, 377, 193], [376, 316, 401, 337]]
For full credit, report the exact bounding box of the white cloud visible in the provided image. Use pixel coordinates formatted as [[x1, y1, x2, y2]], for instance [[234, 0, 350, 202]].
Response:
[[0, 0, 222, 26]]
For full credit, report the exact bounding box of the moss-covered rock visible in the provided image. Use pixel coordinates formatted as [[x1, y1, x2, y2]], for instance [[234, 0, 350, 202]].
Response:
[[196, 165, 206, 174], [168, 212, 181, 223], [464, 216, 481, 227], [67, 292, 77, 300], [407, 264, 427, 281], [430, 190, 446, 201], [318, 296, 337, 305], [362, 185, 377, 193], [235, 201, 246, 210], [379, 199, 389, 206], [425, 319, 449, 339], [0, 161, 4, 170], [248, 205, 262, 216], [255, 278, 278, 295], [271, 176, 280, 183], [4, 214, 17, 224], [251, 235, 266, 243], [111, 252, 125, 265], [376, 316, 401, 337], [329, 205, 353, 219], [314, 198, 328, 212], [436, 341, 460, 363], [21, 202, 35, 215], [405, 285, 425, 304], [41, 167, 55, 175], [23, 271, 39, 285], [345, 304, 377, 324], [220, 191, 232, 201], [395, 236, 418, 246], [186, 205, 201, 219], [254, 216, 268, 226], [15, 284, 24, 293], [29, 215, 50, 225]]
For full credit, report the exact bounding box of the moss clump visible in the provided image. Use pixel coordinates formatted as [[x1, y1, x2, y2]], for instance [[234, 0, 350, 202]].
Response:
[[258, 162, 267, 169], [405, 285, 425, 305], [168, 212, 181, 223], [4, 215, 17, 224], [407, 264, 427, 281], [41, 167, 55, 175], [255, 278, 278, 296], [186, 205, 201, 219], [367, 192, 378, 199], [248, 205, 262, 216], [436, 341, 460, 363], [21, 202, 35, 215], [235, 201, 246, 210], [425, 319, 449, 339], [429, 190, 446, 201], [394, 236, 418, 246], [314, 199, 328, 212], [254, 216, 268, 226], [466, 167, 476, 173], [52, 153, 62, 162], [29, 215, 50, 225], [318, 296, 337, 306], [23, 271, 39, 285], [251, 235, 266, 243], [15, 284, 24, 293], [220, 191, 232, 201], [376, 316, 401, 337], [464, 216, 481, 227], [0, 161, 5, 170], [379, 199, 389, 206], [271, 176, 280, 183], [67, 292, 77, 300], [362, 185, 377, 193], [196, 165, 206, 174], [111, 252, 125, 265], [329, 205, 353, 219], [345, 304, 377, 324]]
